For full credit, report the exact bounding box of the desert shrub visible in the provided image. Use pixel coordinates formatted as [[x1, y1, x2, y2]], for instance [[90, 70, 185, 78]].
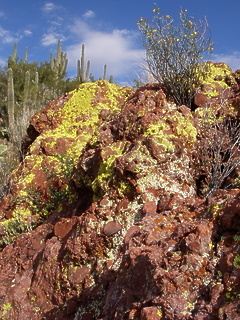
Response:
[[0, 147, 19, 200], [1, 216, 34, 246], [138, 7, 214, 108], [11, 154, 75, 219], [196, 99, 240, 198]]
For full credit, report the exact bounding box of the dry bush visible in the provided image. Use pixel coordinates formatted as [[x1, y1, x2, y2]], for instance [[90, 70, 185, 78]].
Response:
[[138, 7, 213, 108], [196, 96, 240, 198]]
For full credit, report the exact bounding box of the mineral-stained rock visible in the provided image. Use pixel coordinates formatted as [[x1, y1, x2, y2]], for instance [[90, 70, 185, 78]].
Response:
[[0, 68, 240, 319], [103, 221, 122, 236]]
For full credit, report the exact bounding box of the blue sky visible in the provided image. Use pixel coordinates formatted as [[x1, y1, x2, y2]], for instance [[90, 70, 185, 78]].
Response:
[[0, 0, 240, 85]]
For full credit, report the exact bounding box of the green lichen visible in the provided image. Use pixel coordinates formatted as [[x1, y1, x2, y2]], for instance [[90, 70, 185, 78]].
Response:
[[233, 254, 240, 269], [157, 309, 163, 317], [233, 235, 240, 242], [0, 144, 8, 155], [208, 203, 225, 217], [115, 179, 133, 197]]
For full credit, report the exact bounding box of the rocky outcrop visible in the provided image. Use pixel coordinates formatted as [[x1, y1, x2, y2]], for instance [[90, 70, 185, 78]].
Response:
[[0, 66, 239, 320]]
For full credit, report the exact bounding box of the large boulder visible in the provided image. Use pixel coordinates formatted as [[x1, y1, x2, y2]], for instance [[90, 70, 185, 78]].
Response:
[[0, 67, 239, 319]]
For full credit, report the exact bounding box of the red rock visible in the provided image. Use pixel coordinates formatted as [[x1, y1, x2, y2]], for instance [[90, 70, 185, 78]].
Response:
[[124, 226, 141, 246], [0, 74, 240, 319], [67, 265, 90, 285], [194, 92, 208, 107], [54, 218, 74, 238], [142, 201, 157, 215], [103, 221, 122, 236], [141, 306, 162, 319]]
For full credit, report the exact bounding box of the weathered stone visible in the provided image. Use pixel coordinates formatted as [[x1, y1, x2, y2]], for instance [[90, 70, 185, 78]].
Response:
[[0, 68, 239, 319], [103, 221, 122, 236], [142, 201, 157, 216], [54, 218, 74, 238], [140, 306, 162, 319]]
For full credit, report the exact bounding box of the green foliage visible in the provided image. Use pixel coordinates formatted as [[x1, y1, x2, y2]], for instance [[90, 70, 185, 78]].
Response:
[[1, 216, 34, 246], [0, 153, 76, 246], [4, 42, 78, 148], [13, 154, 75, 219], [0, 147, 19, 200], [7, 68, 15, 137], [138, 7, 214, 108]]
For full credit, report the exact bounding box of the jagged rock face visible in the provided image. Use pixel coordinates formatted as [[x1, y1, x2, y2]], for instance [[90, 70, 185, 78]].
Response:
[[0, 71, 239, 320]]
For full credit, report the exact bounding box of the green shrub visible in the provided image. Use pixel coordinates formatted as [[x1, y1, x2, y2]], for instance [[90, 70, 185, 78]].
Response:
[[138, 7, 214, 108], [0, 147, 19, 200]]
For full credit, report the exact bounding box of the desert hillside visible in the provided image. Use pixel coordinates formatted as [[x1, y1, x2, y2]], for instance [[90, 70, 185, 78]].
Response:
[[0, 62, 240, 320]]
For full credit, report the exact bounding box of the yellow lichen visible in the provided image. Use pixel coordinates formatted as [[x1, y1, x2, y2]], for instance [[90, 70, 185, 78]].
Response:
[[1, 302, 12, 317], [92, 142, 126, 197], [144, 121, 175, 151], [197, 61, 234, 98], [30, 80, 132, 161], [0, 81, 133, 244], [174, 115, 197, 143]]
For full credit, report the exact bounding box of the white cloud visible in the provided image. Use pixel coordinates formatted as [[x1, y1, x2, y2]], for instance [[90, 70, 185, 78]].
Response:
[[66, 19, 144, 81], [24, 29, 32, 36], [42, 2, 57, 13], [41, 32, 60, 46], [0, 25, 33, 48], [0, 26, 17, 43], [41, 2, 65, 46], [212, 52, 240, 71], [83, 10, 95, 19]]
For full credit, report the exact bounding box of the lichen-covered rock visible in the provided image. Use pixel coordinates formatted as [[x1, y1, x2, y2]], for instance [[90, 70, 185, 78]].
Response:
[[76, 84, 198, 202], [0, 65, 239, 320], [194, 61, 237, 108], [0, 80, 133, 246]]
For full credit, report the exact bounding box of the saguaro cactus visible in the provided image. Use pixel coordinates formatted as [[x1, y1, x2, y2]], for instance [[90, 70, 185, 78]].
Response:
[[7, 43, 18, 68], [77, 44, 114, 83], [7, 65, 40, 145], [109, 75, 114, 83], [7, 68, 15, 137], [103, 64, 107, 80], [23, 47, 28, 63], [12, 44, 18, 64], [33, 71, 39, 101], [77, 44, 91, 83], [23, 70, 30, 102], [50, 40, 68, 80], [102, 64, 114, 83]]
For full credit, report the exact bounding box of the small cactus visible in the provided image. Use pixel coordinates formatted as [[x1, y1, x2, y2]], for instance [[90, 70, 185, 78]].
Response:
[[7, 68, 15, 140], [77, 44, 114, 84], [77, 44, 91, 83], [103, 64, 107, 80], [24, 47, 28, 63], [50, 40, 68, 80]]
